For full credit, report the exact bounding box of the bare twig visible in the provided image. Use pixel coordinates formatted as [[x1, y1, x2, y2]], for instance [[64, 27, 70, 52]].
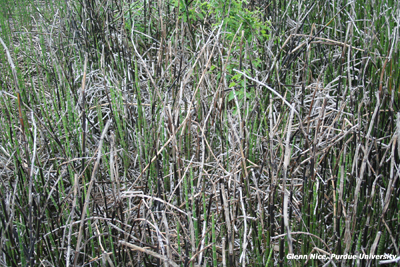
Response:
[[119, 241, 179, 267], [74, 120, 111, 266]]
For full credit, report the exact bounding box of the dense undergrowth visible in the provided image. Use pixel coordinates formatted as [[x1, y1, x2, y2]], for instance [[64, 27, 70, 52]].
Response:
[[0, 0, 399, 266]]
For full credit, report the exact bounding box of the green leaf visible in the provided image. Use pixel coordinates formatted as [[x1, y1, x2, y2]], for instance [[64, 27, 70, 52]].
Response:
[[232, 73, 242, 80], [237, 89, 244, 98], [228, 91, 236, 102]]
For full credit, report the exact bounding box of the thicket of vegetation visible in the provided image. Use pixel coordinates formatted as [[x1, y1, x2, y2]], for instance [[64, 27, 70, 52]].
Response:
[[0, 0, 399, 266]]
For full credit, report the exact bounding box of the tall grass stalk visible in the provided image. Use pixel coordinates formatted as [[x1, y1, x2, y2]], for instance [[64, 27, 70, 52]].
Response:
[[0, 0, 399, 266]]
